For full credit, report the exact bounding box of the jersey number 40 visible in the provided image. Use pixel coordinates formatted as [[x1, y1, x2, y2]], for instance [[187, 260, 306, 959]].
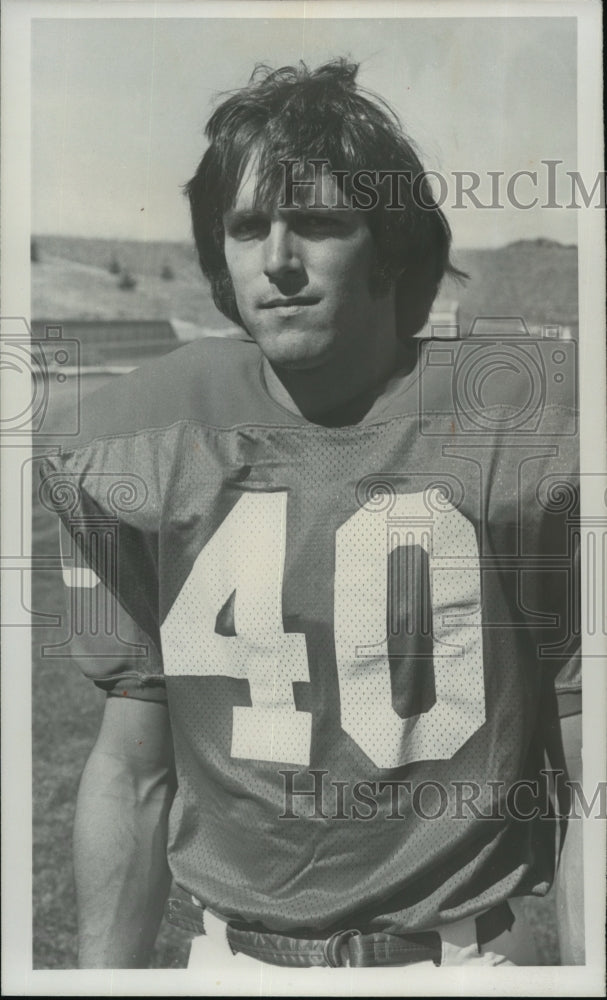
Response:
[[161, 491, 485, 769]]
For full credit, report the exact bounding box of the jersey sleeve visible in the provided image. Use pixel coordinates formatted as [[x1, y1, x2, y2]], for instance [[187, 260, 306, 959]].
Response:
[[56, 518, 166, 700], [38, 410, 167, 699]]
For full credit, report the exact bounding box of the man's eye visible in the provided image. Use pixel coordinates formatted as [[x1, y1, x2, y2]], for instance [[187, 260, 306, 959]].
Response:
[[226, 218, 268, 240]]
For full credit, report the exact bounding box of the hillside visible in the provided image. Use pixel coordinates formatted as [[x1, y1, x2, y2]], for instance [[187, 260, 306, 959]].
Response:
[[31, 235, 232, 331], [31, 235, 578, 336], [445, 240, 578, 335]]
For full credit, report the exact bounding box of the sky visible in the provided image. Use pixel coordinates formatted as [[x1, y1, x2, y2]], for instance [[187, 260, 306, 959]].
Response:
[[32, 14, 579, 249]]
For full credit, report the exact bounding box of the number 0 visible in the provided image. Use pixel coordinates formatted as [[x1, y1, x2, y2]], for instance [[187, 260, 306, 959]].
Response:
[[335, 492, 485, 768]]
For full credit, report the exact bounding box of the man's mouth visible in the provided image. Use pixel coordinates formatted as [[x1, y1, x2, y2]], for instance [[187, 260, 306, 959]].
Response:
[[259, 296, 320, 309]]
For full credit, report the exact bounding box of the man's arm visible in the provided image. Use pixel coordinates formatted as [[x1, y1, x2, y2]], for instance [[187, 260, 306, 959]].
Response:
[[73, 694, 177, 968], [555, 710, 584, 965]]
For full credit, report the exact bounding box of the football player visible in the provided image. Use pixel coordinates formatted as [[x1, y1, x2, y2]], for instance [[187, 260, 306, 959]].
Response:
[[41, 59, 582, 974]]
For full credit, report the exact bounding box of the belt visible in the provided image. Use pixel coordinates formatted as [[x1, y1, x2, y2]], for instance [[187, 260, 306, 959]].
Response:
[[167, 885, 514, 968], [226, 923, 442, 967], [226, 901, 513, 967]]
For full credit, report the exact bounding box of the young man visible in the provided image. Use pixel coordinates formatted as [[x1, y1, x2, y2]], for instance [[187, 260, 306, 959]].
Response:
[[41, 60, 581, 973]]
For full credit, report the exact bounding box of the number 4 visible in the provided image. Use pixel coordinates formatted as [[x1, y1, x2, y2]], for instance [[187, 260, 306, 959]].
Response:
[[162, 492, 312, 763], [161, 490, 485, 769]]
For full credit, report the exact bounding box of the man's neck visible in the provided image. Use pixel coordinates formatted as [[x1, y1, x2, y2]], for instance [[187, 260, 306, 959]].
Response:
[[261, 335, 412, 427]]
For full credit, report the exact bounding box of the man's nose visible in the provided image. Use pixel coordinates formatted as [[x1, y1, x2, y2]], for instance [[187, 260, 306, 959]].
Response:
[[263, 220, 303, 283]]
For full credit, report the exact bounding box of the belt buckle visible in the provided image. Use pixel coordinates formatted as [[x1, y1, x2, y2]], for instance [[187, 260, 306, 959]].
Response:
[[323, 928, 361, 968]]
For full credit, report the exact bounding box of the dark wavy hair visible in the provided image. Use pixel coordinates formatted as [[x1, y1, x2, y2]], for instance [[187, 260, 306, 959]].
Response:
[[185, 59, 464, 339]]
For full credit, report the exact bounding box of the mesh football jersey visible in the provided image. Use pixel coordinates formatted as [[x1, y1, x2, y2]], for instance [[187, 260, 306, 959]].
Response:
[[41, 335, 580, 936]]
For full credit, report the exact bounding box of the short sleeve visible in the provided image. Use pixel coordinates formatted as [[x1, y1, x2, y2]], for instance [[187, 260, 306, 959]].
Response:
[[39, 432, 164, 655], [53, 508, 166, 700]]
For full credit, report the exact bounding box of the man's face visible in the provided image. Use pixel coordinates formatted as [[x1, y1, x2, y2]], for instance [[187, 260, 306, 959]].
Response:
[[223, 163, 394, 371]]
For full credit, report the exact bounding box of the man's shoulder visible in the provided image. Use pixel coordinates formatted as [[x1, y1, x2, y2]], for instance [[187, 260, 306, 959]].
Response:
[[415, 334, 578, 435], [68, 335, 262, 450]]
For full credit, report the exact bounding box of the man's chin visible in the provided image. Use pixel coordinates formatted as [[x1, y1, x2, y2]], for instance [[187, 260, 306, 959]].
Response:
[[254, 331, 336, 372], [270, 353, 333, 373]]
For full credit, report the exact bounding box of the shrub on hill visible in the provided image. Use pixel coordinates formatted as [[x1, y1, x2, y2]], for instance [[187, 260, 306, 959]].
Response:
[[118, 270, 137, 291]]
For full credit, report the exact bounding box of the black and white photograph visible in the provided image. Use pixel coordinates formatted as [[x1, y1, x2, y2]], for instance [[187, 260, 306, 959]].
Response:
[[1, 1, 605, 995]]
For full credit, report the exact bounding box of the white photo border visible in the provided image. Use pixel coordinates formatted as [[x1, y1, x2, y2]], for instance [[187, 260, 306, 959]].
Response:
[[1, 1, 605, 995]]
